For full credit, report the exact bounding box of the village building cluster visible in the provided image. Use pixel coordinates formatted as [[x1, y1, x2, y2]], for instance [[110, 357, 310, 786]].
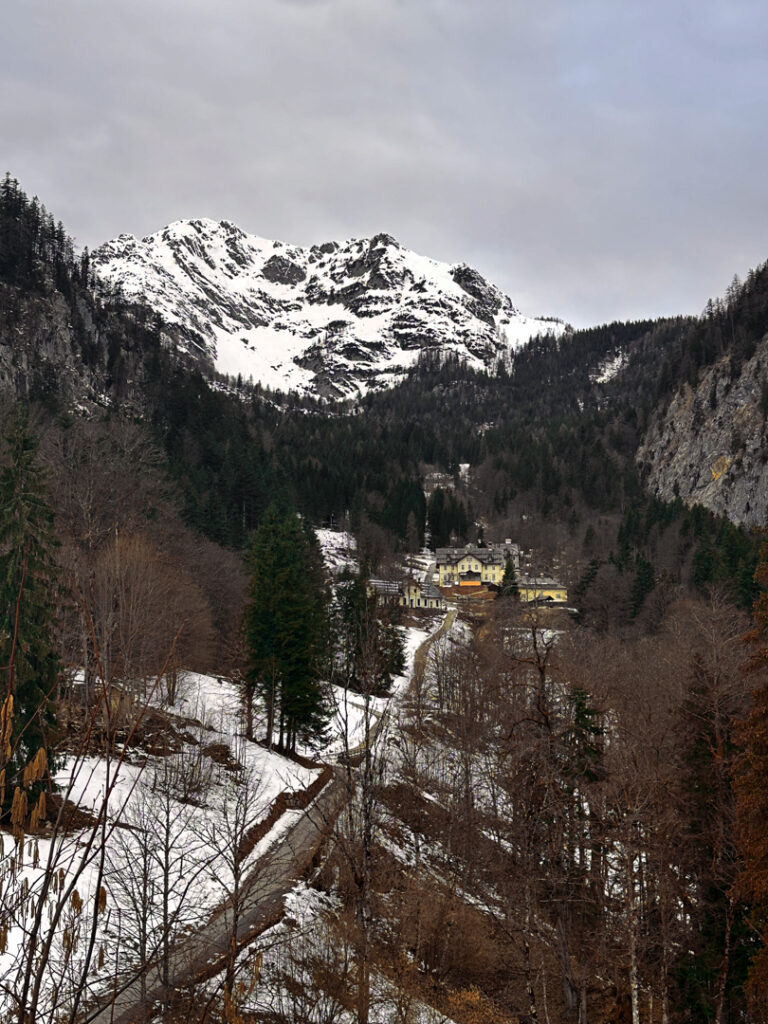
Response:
[[368, 539, 568, 611]]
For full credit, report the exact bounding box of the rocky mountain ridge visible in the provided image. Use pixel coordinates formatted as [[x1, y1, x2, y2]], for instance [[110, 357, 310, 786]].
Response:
[[92, 219, 564, 399]]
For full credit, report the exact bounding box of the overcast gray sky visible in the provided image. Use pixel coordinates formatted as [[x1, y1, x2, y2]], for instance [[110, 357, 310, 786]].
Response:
[[3, 0, 768, 326]]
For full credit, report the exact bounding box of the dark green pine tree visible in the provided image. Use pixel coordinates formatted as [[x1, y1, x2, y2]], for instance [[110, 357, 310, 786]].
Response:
[[333, 568, 369, 693], [629, 554, 655, 618], [333, 568, 405, 698], [244, 504, 328, 754], [499, 555, 520, 599], [0, 406, 62, 816]]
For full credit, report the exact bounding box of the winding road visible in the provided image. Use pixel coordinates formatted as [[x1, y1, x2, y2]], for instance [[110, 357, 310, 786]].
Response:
[[86, 608, 455, 1023]]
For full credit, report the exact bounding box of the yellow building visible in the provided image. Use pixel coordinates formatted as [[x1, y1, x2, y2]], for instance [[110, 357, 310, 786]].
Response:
[[517, 577, 568, 604], [436, 542, 519, 588], [401, 580, 447, 610]]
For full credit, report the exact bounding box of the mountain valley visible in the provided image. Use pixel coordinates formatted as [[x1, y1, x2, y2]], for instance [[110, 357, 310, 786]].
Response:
[[4, 173, 768, 1024]]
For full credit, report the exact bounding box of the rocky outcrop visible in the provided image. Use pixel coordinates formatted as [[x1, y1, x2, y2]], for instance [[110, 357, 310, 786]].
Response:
[[637, 338, 768, 527], [0, 271, 203, 415], [0, 281, 103, 408], [261, 254, 307, 286], [450, 263, 503, 326]]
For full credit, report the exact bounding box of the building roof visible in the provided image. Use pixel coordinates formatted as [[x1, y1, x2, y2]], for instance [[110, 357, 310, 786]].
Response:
[[368, 579, 402, 596], [436, 541, 518, 567], [518, 576, 564, 588], [437, 548, 503, 567], [404, 579, 445, 601], [369, 578, 445, 603]]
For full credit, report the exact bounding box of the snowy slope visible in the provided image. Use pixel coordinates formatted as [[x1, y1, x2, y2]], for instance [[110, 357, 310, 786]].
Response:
[[92, 219, 563, 399]]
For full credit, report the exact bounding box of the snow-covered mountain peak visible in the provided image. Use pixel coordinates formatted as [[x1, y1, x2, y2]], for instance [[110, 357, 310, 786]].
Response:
[[92, 219, 563, 399]]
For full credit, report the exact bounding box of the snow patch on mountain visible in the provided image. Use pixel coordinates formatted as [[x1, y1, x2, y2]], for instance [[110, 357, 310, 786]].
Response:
[[92, 219, 563, 399], [591, 351, 626, 384]]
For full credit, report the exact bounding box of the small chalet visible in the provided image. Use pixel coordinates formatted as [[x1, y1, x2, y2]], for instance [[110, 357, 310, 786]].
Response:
[[436, 540, 520, 589], [368, 578, 447, 611]]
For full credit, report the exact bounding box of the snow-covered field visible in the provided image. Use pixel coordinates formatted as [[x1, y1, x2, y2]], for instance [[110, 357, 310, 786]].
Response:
[[0, 672, 321, 1020]]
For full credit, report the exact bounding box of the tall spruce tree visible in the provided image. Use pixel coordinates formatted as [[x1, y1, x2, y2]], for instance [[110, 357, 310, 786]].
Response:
[[500, 555, 520, 599], [333, 568, 405, 699], [244, 504, 328, 753], [0, 406, 62, 816]]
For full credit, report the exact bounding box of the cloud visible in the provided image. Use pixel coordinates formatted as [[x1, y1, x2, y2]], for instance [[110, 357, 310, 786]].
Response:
[[2, 0, 768, 325]]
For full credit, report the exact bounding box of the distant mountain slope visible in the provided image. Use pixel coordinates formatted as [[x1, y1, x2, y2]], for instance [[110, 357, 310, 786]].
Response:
[[92, 220, 563, 399]]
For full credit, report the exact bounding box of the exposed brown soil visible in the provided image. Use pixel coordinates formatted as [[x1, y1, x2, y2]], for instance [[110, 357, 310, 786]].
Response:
[[202, 741, 240, 769], [235, 765, 334, 864]]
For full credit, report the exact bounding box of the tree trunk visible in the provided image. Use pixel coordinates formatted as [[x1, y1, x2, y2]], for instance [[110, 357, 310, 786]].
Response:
[[162, 835, 171, 1004], [714, 894, 734, 1024], [541, 962, 552, 1024], [626, 852, 641, 1024], [556, 914, 578, 1015], [356, 925, 371, 1024], [523, 887, 540, 1023], [264, 680, 274, 749], [579, 978, 588, 1024], [166, 662, 178, 706], [660, 923, 671, 1024], [628, 916, 640, 1024]]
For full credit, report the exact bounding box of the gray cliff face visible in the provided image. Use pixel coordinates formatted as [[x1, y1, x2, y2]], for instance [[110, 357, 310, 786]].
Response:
[[637, 338, 768, 527], [0, 278, 186, 416], [0, 282, 102, 407]]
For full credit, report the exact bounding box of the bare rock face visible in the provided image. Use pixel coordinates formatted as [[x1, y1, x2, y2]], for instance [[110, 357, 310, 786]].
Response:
[[637, 338, 768, 527], [451, 263, 503, 327], [261, 254, 306, 286], [0, 279, 102, 406], [92, 219, 563, 400], [0, 280, 177, 416]]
